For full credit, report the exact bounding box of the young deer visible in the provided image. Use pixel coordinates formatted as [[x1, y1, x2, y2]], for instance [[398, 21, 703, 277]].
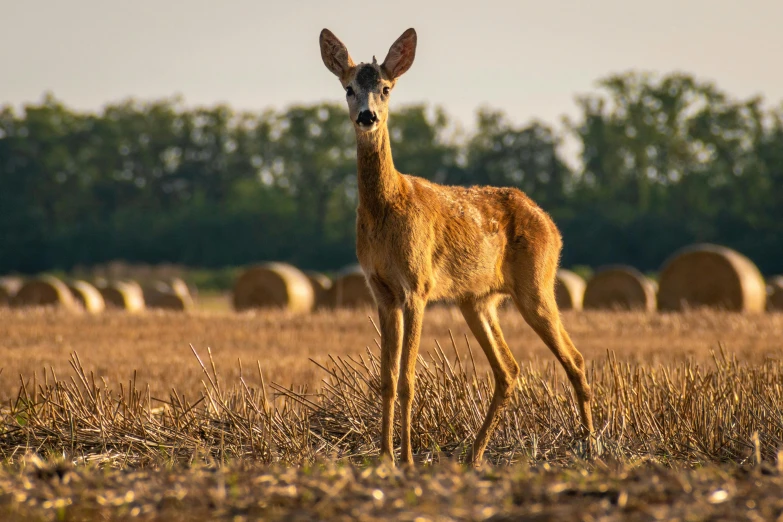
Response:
[[320, 28, 594, 466]]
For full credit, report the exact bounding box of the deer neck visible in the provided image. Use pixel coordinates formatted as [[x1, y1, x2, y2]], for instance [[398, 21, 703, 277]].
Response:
[[355, 123, 400, 208]]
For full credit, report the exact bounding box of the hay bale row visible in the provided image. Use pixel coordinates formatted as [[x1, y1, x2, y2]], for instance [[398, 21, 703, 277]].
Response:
[[234, 246, 769, 315], [3, 243, 774, 316], [10, 276, 198, 313], [572, 244, 770, 313], [6, 277, 104, 313], [232, 263, 375, 312], [3, 272, 194, 314]]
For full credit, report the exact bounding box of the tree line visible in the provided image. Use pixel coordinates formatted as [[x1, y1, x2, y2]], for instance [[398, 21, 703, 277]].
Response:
[[1, 72, 782, 277]]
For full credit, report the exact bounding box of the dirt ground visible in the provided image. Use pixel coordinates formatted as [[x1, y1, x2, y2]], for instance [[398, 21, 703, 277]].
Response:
[[2, 459, 782, 521]]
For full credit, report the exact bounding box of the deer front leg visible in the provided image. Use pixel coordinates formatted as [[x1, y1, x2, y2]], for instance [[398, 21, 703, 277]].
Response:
[[377, 304, 403, 463], [398, 296, 425, 466]]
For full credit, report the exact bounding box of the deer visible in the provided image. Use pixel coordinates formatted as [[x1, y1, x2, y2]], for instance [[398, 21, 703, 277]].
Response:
[[319, 27, 594, 466]]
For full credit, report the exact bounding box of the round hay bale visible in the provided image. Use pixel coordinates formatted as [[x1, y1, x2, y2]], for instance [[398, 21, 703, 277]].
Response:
[[149, 290, 191, 311], [99, 280, 146, 312], [0, 276, 23, 306], [67, 280, 105, 314], [12, 276, 78, 311], [555, 269, 586, 311], [232, 262, 314, 312], [765, 276, 783, 312], [306, 271, 333, 308], [583, 265, 656, 311], [657, 244, 766, 313], [168, 277, 195, 301], [143, 280, 193, 311], [324, 264, 374, 309]]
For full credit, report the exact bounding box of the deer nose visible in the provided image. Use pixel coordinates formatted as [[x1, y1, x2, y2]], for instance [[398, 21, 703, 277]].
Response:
[[356, 110, 378, 126]]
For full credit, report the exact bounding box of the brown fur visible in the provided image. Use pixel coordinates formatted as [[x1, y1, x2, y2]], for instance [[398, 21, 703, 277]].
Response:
[[320, 28, 593, 466]]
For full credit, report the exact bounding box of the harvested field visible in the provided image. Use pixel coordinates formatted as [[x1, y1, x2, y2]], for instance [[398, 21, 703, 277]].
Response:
[[1, 306, 782, 399], [1, 305, 783, 519]]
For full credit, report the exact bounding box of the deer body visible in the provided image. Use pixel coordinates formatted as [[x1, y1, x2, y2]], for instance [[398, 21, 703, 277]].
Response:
[[321, 28, 593, 465], [358, 160, 527, 303]]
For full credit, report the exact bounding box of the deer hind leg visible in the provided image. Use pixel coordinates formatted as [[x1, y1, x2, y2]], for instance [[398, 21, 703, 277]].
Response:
[[459, 295, 520, 465], [511, 269, 594, 435]]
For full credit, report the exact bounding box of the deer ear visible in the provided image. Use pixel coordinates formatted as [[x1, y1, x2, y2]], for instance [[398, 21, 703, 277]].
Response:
[[382, 28, 417, 79], [320, 29, 355, 78]]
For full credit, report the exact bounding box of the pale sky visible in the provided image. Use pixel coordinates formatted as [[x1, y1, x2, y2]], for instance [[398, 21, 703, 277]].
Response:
[[2, 0, 782, 134]]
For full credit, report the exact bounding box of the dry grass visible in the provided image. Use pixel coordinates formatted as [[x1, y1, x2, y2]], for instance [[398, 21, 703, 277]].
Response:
[[3, 337, 783, 467], [2, 306, 782, 400], [1, 306, 782, 519]]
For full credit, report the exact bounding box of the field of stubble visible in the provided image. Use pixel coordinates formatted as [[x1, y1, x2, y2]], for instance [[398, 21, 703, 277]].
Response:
[[1, 301, 783, 520], [2, 301, 782, 398]]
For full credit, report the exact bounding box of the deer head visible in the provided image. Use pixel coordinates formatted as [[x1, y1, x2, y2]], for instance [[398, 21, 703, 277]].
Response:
[[320, 28, 417, 133]]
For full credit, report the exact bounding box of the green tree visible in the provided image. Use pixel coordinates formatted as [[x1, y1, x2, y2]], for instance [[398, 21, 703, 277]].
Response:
[[449, 109, 572, 208]]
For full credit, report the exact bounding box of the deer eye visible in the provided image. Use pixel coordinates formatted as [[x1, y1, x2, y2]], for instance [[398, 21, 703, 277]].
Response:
[[383, 86, 390, 96], [346, 86, 354, 97]]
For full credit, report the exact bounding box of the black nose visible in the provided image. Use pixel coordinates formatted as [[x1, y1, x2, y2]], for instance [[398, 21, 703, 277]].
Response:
[[356, 110, 378, 126]]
